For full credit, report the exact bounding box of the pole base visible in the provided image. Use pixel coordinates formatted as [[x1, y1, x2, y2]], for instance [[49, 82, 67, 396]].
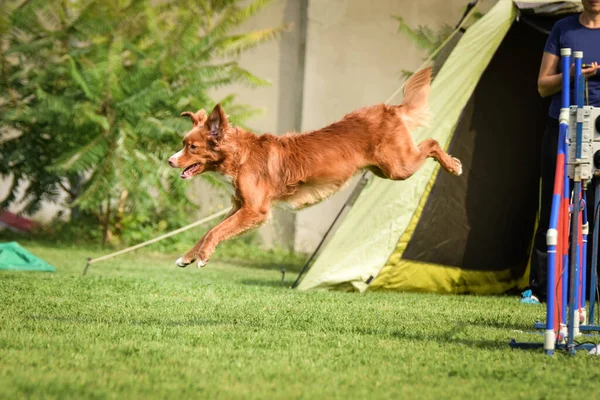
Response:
[[510, 339, 597, 354], [544, 330, 555, 352]]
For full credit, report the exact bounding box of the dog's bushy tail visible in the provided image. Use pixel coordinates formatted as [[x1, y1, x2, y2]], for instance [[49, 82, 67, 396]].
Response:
[[399, 67, 432, 131]]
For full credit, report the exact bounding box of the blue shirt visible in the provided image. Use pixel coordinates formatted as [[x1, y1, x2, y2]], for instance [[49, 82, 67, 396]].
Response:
[[544, 14, 600, 119]]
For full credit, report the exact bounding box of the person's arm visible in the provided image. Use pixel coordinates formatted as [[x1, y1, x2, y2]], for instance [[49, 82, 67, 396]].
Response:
[[538, 52, 599, 98], [537, 52, 561, 98]]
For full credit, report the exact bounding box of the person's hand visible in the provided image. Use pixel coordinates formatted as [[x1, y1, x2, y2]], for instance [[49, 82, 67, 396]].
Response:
[[582, 62, 598, 79], [570, 62, 599, 78]]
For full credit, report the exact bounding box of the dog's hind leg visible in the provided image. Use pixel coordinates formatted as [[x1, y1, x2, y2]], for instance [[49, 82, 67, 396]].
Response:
[[376, 138, 462, 181], [419, 138, 462, 176]]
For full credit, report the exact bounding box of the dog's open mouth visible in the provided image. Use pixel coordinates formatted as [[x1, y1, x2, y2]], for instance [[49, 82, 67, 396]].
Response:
[[180, 163, 203, 179]]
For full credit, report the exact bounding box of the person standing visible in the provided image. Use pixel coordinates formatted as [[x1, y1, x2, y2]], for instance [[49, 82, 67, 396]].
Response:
[[527, 0, 600, 303]]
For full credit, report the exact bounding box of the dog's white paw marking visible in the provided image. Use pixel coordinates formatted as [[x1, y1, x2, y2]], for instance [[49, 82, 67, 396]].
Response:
[[452, 157, 463, 176], [197, 259, 207, 268], [175, 257, 189, 268]]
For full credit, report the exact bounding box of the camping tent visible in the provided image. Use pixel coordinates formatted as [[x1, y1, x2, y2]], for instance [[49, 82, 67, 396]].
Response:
[[297, 0, 583, 294], [0, 242, 56, 272]]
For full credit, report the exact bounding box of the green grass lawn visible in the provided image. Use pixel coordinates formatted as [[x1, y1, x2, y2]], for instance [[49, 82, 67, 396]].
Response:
[[2, 241, 600, 400]]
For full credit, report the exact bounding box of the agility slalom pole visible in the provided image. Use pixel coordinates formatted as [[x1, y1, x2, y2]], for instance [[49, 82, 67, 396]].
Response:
[[545, 48, 571, 355], [567, 51, 584, 354], [575, 195, 584, 336], [575, 50, 586, 333], [557, 181, 566, 339], [579, 63, 589, 327], [557, 157, 568, 341], [82, 207, 232, 275], [560, 148, 570, 340], [579, 190, 589, 325], [567, 177, 579, 354], [515, 48, 600, 354], [589, 181, 600, 324]]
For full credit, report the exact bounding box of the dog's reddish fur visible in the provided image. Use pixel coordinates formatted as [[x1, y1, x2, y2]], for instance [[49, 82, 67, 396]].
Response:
[[168, 67, 462, 268]]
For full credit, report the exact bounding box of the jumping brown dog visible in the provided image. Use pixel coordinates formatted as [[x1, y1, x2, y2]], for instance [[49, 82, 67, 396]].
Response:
[[168, 67, 462, 268]]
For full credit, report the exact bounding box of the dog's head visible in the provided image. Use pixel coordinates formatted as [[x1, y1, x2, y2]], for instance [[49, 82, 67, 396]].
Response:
[[168, 104, 231, 179]]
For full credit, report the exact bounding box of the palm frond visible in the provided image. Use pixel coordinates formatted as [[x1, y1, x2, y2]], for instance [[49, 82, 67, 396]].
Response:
[[400, 69, 413, 80], [203, 0, 273, 44], [35, 6, 62, 33], [229, 65, 271, 87], [72, 157, 116, 209], [50, 131, 109, 173], [104, 37, 125, 101], [215, 26, 288, 57], [65, 55, 96, 100], [395, 16, 434, 51], [0, 174, 22, 209]]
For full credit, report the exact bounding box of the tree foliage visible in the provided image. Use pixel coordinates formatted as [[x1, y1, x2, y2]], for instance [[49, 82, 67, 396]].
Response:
[[394, 6, 483, 79], [0, 0, 285, 243]]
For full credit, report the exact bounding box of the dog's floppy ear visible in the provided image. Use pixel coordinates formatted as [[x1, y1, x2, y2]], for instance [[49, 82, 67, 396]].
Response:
[[206, 103, 230, 139], [180, 109, 207, 127]]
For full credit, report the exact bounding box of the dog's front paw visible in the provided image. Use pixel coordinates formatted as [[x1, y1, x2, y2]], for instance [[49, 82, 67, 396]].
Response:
[[175, 257, 193, 268], [197, 259, 208, 268]]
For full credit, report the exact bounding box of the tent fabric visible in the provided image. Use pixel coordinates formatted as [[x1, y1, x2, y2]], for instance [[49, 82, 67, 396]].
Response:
[[515, 0, 582, 15], [0, 242, 56, 272], [297, 0, 580, 293], [372, 15, 552, 294], [298, 0, 517, 292]]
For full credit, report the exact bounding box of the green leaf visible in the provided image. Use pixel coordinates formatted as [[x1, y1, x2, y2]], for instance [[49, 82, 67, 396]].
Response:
[[66, 55, 95, 100], [216, 26, 288, 57]]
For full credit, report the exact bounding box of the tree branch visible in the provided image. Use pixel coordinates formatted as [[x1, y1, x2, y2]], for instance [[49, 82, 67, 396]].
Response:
[[58, 180, 76, 199]]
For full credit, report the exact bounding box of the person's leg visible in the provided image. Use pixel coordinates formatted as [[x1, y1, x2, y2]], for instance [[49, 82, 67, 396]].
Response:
[[529, 117, 560, 302]]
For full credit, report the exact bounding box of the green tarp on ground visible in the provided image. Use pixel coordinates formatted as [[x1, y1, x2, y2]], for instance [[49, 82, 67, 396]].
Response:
[[0, 242, 56, 272]]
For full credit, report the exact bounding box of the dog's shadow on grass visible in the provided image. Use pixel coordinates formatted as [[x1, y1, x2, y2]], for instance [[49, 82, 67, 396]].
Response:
[[27, 314, 531, 351], [239, 278, 291, 289], [215, 258, 303, 274], [354, 323, 529, 351], [388, 329, 512, 350], [462, 318, 539, 332]]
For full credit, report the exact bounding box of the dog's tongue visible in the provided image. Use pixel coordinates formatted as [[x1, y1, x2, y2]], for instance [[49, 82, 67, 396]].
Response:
[[180, 164, 200, 179]]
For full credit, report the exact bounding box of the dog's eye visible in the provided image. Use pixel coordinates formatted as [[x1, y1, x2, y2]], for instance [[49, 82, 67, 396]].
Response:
[[190, 144, 197, 150]]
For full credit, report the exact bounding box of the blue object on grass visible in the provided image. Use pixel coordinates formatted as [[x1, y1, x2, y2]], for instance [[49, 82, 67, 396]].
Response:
[[520, 290, 540, 304]]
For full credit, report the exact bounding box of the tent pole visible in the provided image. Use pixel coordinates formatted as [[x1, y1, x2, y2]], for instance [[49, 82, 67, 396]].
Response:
[[291, 172, 371, 288]]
